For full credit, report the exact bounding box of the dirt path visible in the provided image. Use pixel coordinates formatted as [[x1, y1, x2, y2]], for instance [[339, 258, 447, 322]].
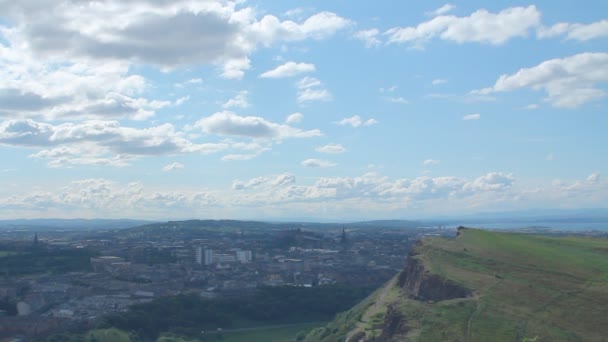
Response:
[[344, 277, 396, 342]]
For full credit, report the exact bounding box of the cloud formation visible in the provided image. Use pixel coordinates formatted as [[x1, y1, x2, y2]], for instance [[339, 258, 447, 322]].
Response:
[[386, 6, 540, 47], [474, 52, 608, 108], [260, 62, 315, 78], [195, 111, 321, 139]]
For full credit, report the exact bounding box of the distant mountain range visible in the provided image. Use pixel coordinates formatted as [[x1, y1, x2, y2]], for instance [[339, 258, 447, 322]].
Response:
[[0, 218, 155, 231], [1, 208, 607, 231]]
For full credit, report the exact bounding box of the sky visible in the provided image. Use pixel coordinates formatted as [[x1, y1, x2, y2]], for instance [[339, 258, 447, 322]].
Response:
[[0, 0, 607, 220]]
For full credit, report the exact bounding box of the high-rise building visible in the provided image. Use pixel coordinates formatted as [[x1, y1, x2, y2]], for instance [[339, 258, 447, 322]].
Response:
[[195, 246, 214, 265], [236, 250, 252, 263], [204, 248, 214, 265]]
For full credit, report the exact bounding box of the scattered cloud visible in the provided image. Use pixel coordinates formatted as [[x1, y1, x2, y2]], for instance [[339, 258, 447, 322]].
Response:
[[473, 52, 608, 108], [296, 77, 332, 103], [335, 115, 378, 127], [0, 119, 229, 167], [538, 19, 608, 41], [463, 113, 480, 120], [386, 6, 540, 47], [285, 112, 304, 124], [301, 158, 337, 168], [194, 111, 321, 139], [525, 104, 540, 110], [162, 162, 184, 172], [385, 96, 409, 104], [174, 96, 190, 106], [316, 144, 346, 154], [232, 173, 296, 190], [379, 86, 398, 93], [427, 4, 456, 17], [354, 29, 381, 48], [423, 159, 441, 166], [432, 79, 448, 85], [0, 1, 351, 80], [222, 91, 250, 109], [546, 153, 555, 161], [260, 62, 316, 78]]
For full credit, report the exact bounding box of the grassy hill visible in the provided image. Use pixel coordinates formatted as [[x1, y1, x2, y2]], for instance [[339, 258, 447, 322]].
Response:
[[305, 228, 608, 341]]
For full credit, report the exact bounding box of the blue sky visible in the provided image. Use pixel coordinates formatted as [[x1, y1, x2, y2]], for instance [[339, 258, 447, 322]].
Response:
[[0, 0, 606, 220]]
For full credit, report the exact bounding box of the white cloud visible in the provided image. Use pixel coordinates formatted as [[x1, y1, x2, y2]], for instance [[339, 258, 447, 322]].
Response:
[[3, 172, 606, 219], [423, 159, 440, 166], [285, 112, 304, 124], [0, 119, 230, 167], [525, 104, 540, 110], [463, 113, 480, 120], [232, 173, 296, 190], [296, 77, 332, 103], [354, 29, 381, 48], [546, 153, 555, 161], [195, 111, 321, 139], [386, 97, 409, 104], [474, 52, 608, 108], [432, 79, 448, 85], [223, 91, 250, 109], [379, 86, 398, 93], [0, 1, 351, 81], [335, 115, 379, 128], [316, 144, 346, 154], [386, 6, 540, 47], [174, 96, 190, 106], [162, 162, 184, 172], [538, 19, 608, 41], [427, 4, 456, 17], [260, 62, 315, 78], [301, 158, 337, 168]]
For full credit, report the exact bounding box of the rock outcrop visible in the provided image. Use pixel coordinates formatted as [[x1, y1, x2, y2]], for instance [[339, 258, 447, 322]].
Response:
[[397, 255, 471, 302]]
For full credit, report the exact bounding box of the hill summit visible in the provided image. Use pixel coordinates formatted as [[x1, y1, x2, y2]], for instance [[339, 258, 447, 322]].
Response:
[[304, 228, 608, 341]]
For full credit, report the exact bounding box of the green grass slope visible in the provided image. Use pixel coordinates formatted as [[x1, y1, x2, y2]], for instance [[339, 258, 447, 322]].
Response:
[[306, 228, 608, 342]]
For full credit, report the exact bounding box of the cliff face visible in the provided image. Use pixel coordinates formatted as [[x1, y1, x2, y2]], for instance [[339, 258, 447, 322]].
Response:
[[397, 256, 471, 302]]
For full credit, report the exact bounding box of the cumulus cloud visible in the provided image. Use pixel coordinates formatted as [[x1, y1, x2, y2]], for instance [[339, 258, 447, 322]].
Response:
[[354, 29, 381, 48], [538, 19, 608, 41], [260, 62, 315, 78], [474, 52, 608, 108], [316, 144, 346, 154], [296, 77, 332, 103], [223, 91, 250, 109], [232, 173, 296, 190], [301, 159, 337, 168], [0, 1, 351, 87], [335, 115, 378, 127], [194, 111, 321, 139], [3, 172, 606, 218], [463, 113, 480, 120], [0, 119, 229, 167], [162, 162, 184, 172], [285, 112, 304, 124], [386, 6, 540, 47]]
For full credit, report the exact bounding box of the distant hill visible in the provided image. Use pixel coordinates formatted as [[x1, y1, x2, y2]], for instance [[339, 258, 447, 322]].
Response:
[[305, 228, 608, 341], [0, 219, 155, 231]]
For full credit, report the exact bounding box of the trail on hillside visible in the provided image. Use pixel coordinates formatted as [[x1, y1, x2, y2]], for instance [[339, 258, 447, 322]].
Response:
[[344, 277, 396, 342]]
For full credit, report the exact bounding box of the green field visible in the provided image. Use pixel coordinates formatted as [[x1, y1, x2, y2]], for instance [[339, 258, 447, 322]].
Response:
[[306, 229, 608, 341]]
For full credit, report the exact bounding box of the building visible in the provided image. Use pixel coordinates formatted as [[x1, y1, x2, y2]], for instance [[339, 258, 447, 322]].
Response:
[[90, 256, 125, 273], [236, 250, 252, 263], [195, 246, 214, 265]]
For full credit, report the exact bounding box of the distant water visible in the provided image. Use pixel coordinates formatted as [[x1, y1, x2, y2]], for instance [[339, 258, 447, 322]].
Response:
[[447, 221, 608, 232]]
